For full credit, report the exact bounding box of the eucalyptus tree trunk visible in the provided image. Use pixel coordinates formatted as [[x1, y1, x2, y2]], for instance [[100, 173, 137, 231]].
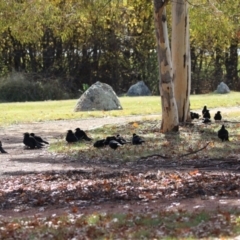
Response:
[[171, 0, 191, 122], [153, 0, 179, 133]]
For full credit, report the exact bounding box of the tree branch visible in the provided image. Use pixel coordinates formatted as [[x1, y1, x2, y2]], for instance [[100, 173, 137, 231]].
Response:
[[179, 142, 210, 158], [138, 142, 210, 162], [139, 153, 169, 161]]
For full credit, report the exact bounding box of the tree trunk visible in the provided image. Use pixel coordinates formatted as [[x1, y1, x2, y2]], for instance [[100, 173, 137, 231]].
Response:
[[225, 39, 238, 88], [213, 47, 223, 88], [171, 0, 191, 122], [153, 1, 179, 133]]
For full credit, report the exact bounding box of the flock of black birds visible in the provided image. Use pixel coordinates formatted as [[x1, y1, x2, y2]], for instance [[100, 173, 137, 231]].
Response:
[[66, 128, 145, 150], [191, 105, 229, 142], [0, 105, 231, 154]]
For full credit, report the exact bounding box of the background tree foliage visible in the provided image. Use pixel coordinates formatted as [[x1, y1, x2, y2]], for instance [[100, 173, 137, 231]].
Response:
[[0, 0, 239, 101], [190, 0, 240, 92]]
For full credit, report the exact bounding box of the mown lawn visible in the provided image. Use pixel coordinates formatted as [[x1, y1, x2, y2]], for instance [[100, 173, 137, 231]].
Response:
[[1, 91, 240, 126]]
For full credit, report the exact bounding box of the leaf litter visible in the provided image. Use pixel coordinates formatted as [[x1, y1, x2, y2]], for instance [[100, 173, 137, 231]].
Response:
[[1, 119, 240, 238]]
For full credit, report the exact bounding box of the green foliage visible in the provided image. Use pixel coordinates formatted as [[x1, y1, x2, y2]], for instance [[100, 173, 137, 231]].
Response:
[[82, 83, 89, 92], [0, 0, 239, 97], [190, 0, 239, 49], [0, 0, 159, 96], [0, 72, 70, 102]]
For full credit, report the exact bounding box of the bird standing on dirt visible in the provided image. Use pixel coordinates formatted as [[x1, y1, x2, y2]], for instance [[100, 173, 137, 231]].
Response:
[[214, 111, 222, 121], [202, 106, 207, 116], [66, 130, 78, 143], [218, 125, 229, 142], [0, 141, 8, 153], [23, 132, 43, 149], [132, 133, 145, 145], [75, 128, 92, 141], [108, 140, 122, 150], [30, 133, 49, 144], [203, 109, 211, 119]]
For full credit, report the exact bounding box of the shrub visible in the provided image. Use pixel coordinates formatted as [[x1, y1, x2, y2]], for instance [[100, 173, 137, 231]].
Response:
[[0, 72, 70, 102]]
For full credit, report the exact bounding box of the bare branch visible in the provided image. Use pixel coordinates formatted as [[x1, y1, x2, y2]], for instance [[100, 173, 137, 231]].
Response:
[[179, 142, 211, 158]]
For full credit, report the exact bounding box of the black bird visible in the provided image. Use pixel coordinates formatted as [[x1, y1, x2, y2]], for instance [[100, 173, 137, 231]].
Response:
[[203, 109, 211, 119], [202, 105, 207, 116], [75, 128, 92, 141], [190, 112, 200, 120], [104, 136, 118, 145], [202, 118, 211, 124], [218, 125, 229, 142], [214, 111, 222, 121], [23, 132, 43, 149], [93, 139, 106, 148], [30, 133, 49, 144], [66, 130, 78, 143], [108, 140, 122, 150], [132, 133, 145, 145], [0, 141, 8, 154], [116, 134, 128, 144]]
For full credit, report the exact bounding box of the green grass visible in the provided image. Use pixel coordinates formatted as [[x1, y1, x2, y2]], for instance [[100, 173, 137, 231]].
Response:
[[1, 210, 239, 239], [1, 91, 240, 126], [49, 118, 240, 162]]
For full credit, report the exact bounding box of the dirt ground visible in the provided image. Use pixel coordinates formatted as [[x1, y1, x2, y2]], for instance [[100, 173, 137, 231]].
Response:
[[1, 108, 240, 219], [0, 114, 160, 176]]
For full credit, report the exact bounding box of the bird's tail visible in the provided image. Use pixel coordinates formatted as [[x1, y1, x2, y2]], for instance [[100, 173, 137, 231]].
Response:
[[36, 141, 44, 148], [83, 134, 92, 141], [0, 146, 8, 154]]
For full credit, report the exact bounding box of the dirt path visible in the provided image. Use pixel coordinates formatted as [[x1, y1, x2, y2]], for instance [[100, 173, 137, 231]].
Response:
[[0, 114, 160, 177], [0, 106, 240, 177]]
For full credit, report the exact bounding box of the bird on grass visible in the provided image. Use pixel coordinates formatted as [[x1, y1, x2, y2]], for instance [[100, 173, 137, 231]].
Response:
[[203, 109, 211, 119], [218, 124, 229, 142], [66, 130, 78, 143], [108, 140, 122, 150], [104, 136, 118, 145], [0, 141, 8, 154], [214, 111, 222, 121], [93, 139, 106, 148], [75, 128, 92, 141], [202, 105, 207, 116], [116, 134, 128, 145], [132, 133, 145, 145], [23, 132, 43, 149], [30, 133, 49, 144]]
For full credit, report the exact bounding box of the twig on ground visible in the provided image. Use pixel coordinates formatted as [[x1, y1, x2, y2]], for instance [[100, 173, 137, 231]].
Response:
[[138, 142, 211, 161], [138, 153, 169, 161], [179, 142, 211, 158]]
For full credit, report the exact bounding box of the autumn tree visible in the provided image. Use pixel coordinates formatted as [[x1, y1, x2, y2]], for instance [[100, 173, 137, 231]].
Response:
[[190, 0, 239, 91], [0, 0, 238, 102]]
